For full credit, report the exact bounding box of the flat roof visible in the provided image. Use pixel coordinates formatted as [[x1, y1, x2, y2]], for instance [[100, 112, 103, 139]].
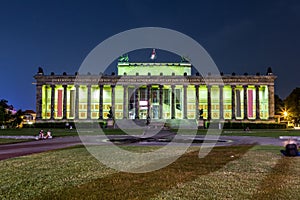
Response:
[[117, 62, 191, 66]]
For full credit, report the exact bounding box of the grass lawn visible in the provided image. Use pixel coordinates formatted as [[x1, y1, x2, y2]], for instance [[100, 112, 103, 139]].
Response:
[[1, 144, 300, 200], [0, 138, 33, 144], [195, 129, 300, 138], [0, 128, 78, 137], [1, 127, 300, 137], [0, 127, 149, 137]]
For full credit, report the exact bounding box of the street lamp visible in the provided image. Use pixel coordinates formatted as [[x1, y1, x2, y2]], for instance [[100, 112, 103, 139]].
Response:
[[281, 108, 295, 128], [281, 107, 289, 120], [283, 111, 288, 118]]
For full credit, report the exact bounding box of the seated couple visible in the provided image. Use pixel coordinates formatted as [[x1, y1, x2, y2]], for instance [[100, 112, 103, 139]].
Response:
[[38, 130, 52, 140]]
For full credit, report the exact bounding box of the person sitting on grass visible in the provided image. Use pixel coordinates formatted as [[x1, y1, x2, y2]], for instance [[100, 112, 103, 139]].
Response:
[[280, 139, 300, 157], [38, 130, 44, 139], [244, 127, 250, 132], [45, 129, 52, 139]]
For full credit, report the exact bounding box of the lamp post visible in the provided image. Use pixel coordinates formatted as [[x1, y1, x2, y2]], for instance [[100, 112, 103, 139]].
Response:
[[282, 108, 294, 128], [281, 108, 290, 128], [283, 111, 288, 119]]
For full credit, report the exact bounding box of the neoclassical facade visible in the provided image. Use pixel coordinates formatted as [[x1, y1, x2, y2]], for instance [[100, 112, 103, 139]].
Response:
[[34, 62, 276, 122]]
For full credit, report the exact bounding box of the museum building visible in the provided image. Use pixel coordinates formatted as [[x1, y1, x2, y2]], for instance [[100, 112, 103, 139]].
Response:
[[34, 60, 276, 122]]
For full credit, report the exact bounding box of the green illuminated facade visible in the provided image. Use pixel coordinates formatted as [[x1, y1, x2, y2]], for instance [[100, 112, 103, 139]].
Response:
[[34, 62, 276, 122]]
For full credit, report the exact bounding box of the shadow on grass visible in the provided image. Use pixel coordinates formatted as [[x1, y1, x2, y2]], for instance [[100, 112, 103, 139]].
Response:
[[251, 156, 296, 199], [39, 145, 254, 200]]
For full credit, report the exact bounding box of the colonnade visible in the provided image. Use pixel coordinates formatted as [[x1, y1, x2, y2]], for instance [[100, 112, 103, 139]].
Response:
[[36, 83, 274, 121]]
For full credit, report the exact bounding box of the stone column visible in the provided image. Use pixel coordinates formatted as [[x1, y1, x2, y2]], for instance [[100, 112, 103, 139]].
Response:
[[50, 85, 55, 120], [98, 85, 103, 119], [135, 86, 139, 119], [183, 85, 187, 119], [171, 85, 175, 119], [231, 85, 236, 120], [123, 85, 128, 119], [75, 85, 79, 120], [35, 83, 43, 120], [147, 85, 151, 119], [207, 85, 211, 121], [268, 85, 275, 119], [111, 85, 115, 119], [87, 85, 91, 119], [219, 85, 224, 120], [159, 85, 163, 119], [195, 85, 199, 119], [256, 85, 260, 120], [63, 85, 67, 119], [243, 85, 248, 120]]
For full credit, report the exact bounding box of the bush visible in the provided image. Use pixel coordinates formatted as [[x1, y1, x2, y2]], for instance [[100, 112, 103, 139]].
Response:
[[34, 121, 107, 129]]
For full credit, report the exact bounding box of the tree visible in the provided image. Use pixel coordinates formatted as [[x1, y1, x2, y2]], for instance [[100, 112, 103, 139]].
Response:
[[284, 88, 300, 126], [11, 109, 24, 128], [0, 99, 23, 128], [0, 99, 12, 125], [274, 94, 284, 115]]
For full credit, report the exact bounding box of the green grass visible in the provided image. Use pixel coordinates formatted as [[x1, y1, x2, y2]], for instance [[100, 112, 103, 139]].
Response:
[[1, 127, 300, 138], [0, 138, 33, 144], [222, 129, 300, 138], [1, 144, 300, 200], [0, 128, 78, 137], [194, 129, 300, 138], [90, 128, 300, 138], [0, 127, 147, 137]]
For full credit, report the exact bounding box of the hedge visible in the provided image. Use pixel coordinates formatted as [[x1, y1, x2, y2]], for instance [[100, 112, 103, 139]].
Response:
[[33, 121, 107, 129]]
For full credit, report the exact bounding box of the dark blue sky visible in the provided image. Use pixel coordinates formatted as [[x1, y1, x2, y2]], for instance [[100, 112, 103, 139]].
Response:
[[0, 0, 299, 110]]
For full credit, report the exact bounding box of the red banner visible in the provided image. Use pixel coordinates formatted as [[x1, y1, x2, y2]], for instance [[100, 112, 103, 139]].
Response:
[[236, 90, 241, 118], [57, 90, 63, 117], [248, 90, 253, 118]]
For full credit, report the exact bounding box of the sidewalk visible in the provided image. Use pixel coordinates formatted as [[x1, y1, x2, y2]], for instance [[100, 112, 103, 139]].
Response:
[[0, 136, 81, 161]]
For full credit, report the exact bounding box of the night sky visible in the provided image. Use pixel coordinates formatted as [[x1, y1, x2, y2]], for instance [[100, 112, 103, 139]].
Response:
[[0, 0, 299, 111]]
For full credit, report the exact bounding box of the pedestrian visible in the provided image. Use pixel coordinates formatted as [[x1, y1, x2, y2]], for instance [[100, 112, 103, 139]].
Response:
[[65, 122, 69, 129]]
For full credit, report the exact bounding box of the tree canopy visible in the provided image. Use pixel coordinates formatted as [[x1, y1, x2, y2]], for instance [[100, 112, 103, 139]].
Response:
[[0, 99, 23, 127], [274, 94, 284, 115], [284, 87, 300, 125], [0, 99, 12, 124]]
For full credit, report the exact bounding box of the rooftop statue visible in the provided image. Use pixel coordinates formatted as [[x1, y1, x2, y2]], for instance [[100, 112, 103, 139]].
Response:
[[267, 67, 273, 75], [181, 56, 190, 63], [38, 67, 44, 75], [119, 54, 129, 63]]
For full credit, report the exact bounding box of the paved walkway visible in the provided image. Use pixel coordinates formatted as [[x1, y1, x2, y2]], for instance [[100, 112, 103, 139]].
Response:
[[0, 136, 81, 160], [0, 132, 285, 161], [0, 135, 38, 140]]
